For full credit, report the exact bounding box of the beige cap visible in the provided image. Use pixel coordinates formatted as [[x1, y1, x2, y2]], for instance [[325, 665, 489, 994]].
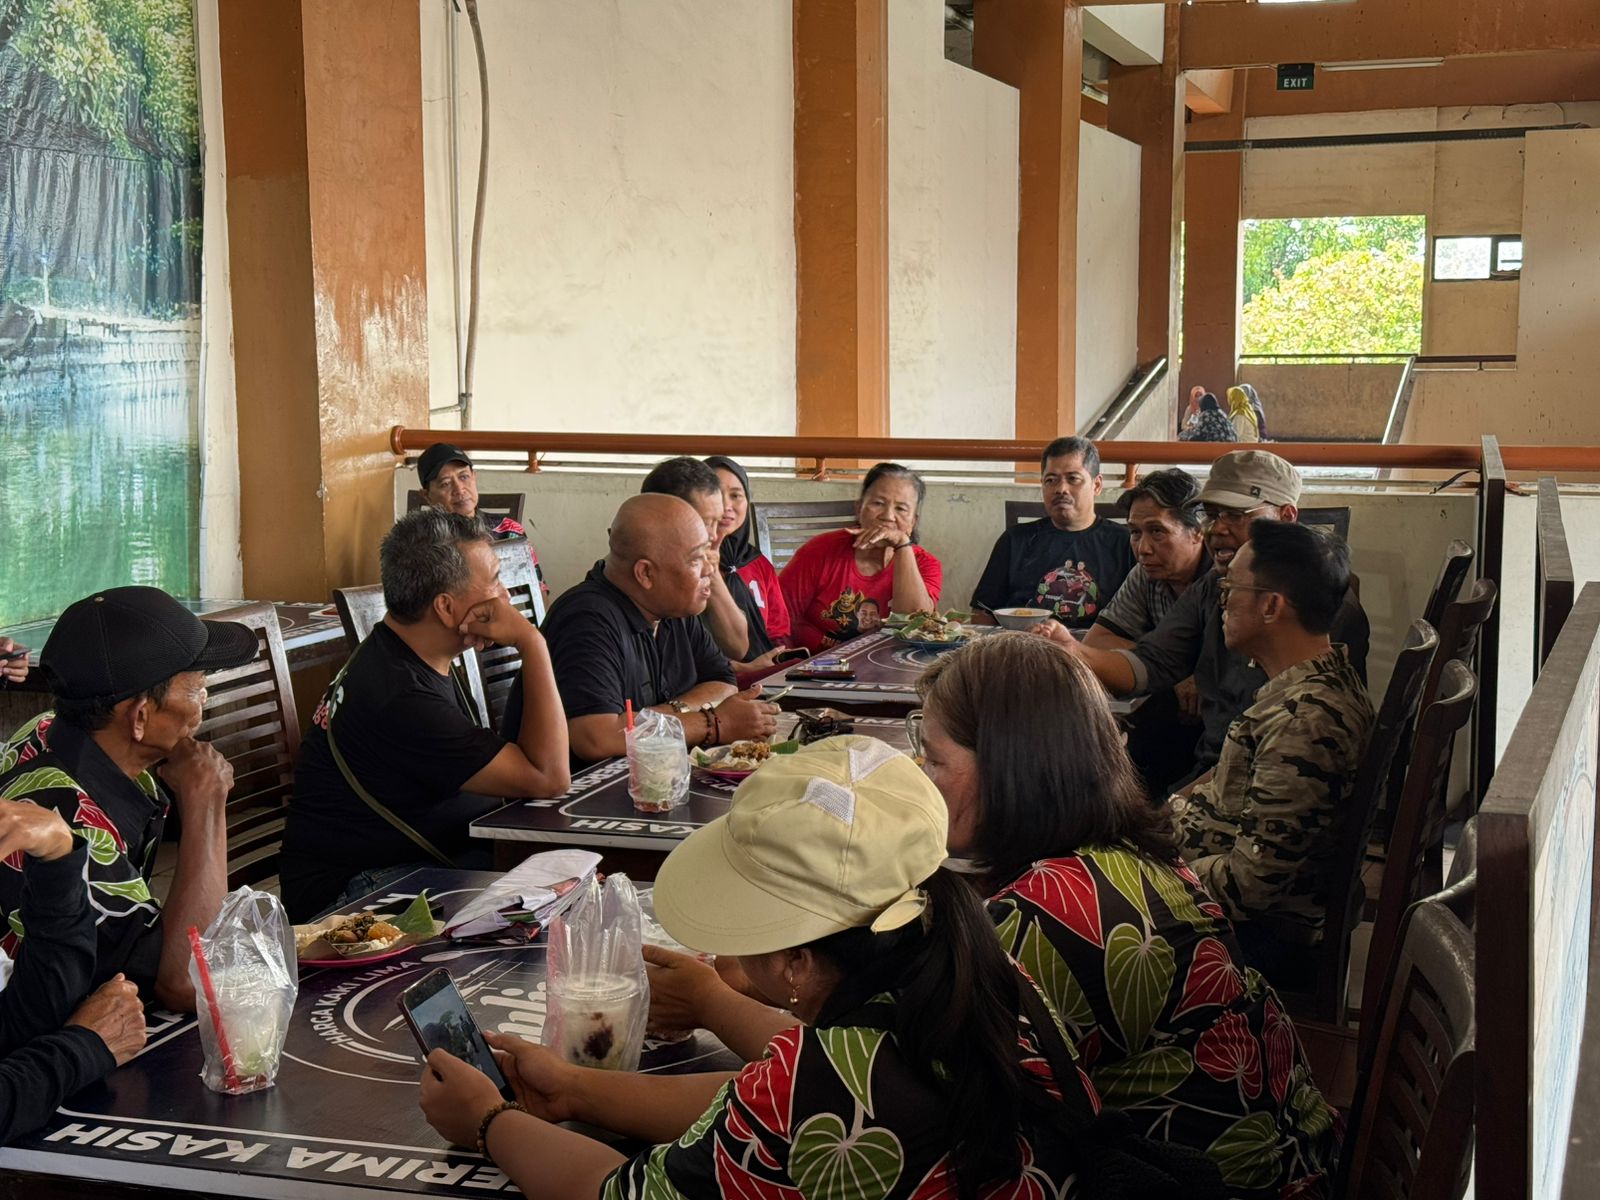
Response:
[[1198, 450, 1302, 509], [652, 736, 948, 957]]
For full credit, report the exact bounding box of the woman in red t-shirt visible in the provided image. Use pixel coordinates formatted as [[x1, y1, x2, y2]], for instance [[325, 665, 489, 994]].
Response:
[[704, 456, 792, 655], [779, 462, 942, 652]]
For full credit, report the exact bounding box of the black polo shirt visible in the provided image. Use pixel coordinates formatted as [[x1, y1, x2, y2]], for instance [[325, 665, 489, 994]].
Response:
[[510, 562, 735, 763]]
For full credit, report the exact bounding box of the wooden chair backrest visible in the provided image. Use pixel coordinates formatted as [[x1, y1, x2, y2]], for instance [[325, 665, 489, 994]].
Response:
[[1002, 500, 1128, 527], [196, 603, 299, 893], [1342, 901, 1476, 1200], [329, 585, 490, 730], [479, 539, 543, 731], [1421, 539, 1474, 634], [1361, 660, 1477, 1043], [1293, 619, 1437, 1025], [754, 500, 861, 571], [405, 490, 526, 529]]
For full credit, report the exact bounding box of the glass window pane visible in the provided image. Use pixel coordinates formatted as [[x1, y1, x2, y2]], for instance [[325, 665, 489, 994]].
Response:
[[1434, 236, 1492, 280], [1494, 238, 1523, 274]]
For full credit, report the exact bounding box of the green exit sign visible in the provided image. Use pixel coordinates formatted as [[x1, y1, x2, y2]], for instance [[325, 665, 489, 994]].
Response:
[[1277, 62, 1316, 91]]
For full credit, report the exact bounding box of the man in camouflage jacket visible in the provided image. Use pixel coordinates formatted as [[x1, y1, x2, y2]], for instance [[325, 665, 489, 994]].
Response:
[[1172, 521, 1374, 988]]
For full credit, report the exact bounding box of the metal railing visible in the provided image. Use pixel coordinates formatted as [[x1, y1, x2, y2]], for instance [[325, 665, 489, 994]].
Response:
[[1085, 357, 1168, 442]]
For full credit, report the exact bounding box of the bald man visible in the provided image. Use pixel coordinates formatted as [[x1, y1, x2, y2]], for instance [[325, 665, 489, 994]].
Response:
[[510, 494, 778, 766]]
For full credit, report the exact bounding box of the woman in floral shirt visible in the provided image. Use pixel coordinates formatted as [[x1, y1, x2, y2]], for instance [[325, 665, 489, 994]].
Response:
[[916, 635, 1335, 1199], [418, 740, 1217, 1200]]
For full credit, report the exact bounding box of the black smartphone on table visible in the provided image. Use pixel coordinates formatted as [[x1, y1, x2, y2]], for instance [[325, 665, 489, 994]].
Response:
[[398, 968, 515, 1101], [773, 648, 811, 664]]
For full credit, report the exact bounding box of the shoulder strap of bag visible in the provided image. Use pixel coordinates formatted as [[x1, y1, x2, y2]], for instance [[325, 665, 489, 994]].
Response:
[[324, 639, 453, 867]]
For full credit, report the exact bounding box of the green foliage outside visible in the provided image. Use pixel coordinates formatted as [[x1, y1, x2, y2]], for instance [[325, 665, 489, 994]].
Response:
[[1240, 216, 1425, 357], [10, 0, 199, 162]]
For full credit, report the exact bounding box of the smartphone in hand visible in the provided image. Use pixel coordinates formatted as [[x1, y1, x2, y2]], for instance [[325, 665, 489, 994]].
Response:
[[398, 968, 515, 1101]]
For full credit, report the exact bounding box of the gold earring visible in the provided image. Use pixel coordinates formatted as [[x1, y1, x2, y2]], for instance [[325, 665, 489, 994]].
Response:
[[786, 971, 799, 1010]]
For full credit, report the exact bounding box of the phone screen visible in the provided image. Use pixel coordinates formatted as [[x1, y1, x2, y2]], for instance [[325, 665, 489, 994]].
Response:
[[399, 969, 514, 1100]]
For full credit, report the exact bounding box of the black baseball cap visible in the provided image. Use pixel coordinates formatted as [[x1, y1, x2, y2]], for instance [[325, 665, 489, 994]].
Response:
[[418, 443, 474, 489], [41, 587, 259, 704]]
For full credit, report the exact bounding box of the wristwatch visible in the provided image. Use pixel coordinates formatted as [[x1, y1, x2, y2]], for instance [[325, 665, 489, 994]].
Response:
[[666, 700, 692, 714]]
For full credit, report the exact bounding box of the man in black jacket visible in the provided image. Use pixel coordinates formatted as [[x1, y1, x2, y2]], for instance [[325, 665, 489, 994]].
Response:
[[0, 799, 146, 1143]]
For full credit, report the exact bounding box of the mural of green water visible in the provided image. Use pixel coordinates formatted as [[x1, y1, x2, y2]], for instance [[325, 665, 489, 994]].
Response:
[[0, 368, 199, 625]]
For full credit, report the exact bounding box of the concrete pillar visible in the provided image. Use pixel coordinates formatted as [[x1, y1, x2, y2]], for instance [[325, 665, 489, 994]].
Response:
[[1107, 6, 1186, 427], [973, 0, 1084, 443], [793, 0, 890, 439], [1179, 74, 1247, 408], [218, 0, 429, 601]]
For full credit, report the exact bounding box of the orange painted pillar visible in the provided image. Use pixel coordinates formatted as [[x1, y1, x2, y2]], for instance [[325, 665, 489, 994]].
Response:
[[1107, 5, 1186, 427], [218, 1, 429, 601], [793, 0, 890, 440], [973, 0, 1083, 443], [1179, 75, 1247, 408]]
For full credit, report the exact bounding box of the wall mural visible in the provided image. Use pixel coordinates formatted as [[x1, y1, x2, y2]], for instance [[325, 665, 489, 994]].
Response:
[[0, 0, 202, 625]]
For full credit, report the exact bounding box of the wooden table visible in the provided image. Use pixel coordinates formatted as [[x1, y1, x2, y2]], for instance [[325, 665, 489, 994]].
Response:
[[760, 627, 1137, 716], [471, 716, 916, 854], [0, 868, 735, 1199]]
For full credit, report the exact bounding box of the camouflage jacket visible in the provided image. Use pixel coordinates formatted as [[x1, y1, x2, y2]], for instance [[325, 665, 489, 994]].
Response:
[[1172, 647, 1373, 943]]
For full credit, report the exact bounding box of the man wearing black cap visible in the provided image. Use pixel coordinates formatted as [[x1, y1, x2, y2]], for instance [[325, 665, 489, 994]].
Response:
[[418, 443, 527, 542], [0, 587, 258, 1013]]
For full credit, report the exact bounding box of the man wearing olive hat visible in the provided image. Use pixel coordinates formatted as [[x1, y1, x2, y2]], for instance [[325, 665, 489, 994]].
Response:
[[1039, 450, 1370, 785], [0, 587, 257, 1013]]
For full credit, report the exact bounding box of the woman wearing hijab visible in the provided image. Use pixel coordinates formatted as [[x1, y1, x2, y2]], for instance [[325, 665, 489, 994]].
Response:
[[704, 456, 792, 655], [1226, 386, 1266, 442], [1178, 393, 1238, 444], [417, 737, 1222, 1200]]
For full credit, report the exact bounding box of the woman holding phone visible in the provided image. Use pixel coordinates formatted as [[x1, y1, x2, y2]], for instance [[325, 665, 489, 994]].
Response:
[[418, 738, 1220, 1200]]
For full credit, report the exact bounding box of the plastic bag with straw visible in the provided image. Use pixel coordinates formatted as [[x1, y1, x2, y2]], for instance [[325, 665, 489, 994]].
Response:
[[187, 886, 298, 1094], [543, 874, 650, 1071]]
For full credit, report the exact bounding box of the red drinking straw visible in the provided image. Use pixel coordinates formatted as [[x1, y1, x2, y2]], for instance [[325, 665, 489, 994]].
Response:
[[188, 926, 244, 1091], [625, 699, 634, 732]]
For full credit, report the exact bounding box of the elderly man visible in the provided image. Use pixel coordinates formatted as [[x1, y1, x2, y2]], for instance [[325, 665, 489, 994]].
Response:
[[418, 443, 547, 601], [0, 800, 147, 1143], [1038, 450, 1369, 785], [282, 509, 571, 921], [1173, 521, 1374, 985], [971, 436, 1134, 630], [531, 493, 779, 766], [0, 587, 257, 1012]]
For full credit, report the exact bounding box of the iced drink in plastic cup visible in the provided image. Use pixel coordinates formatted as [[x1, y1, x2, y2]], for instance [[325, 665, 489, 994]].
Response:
[[550, 975, 642, 1069], [628, 735, 686, 812]]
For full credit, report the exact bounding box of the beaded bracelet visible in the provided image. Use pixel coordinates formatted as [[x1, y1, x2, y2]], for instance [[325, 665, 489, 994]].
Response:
[[476, 1099, 526, 1163]]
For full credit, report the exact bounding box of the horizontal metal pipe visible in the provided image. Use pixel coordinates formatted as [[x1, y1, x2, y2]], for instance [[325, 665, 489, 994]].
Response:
[[1187, 124, 1587, 154]]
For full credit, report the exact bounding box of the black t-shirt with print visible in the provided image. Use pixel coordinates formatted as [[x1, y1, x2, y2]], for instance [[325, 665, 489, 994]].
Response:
[[282, 622, 506, 921], [971, 516, 1136, 628]]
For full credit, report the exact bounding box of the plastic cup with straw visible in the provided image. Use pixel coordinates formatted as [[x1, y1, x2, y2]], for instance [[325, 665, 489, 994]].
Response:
[[188, 925, 245, 1092]]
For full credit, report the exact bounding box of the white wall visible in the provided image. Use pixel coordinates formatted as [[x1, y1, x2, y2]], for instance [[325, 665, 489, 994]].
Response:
[[889, 0, 1019, 442], [195, 0, 242, 597], [1083, 4, 1164, 66], [418, 0, 797, 435], [1076, 123, 1142, 431]]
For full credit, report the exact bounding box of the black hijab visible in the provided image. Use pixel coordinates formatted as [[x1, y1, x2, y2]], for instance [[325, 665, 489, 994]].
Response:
[[704, 455, 759, 570]]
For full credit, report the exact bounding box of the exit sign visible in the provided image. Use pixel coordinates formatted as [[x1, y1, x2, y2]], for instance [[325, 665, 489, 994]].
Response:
[[1277, 62, 1315, 91]]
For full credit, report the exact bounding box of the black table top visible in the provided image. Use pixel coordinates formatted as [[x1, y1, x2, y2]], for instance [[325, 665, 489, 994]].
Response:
[[470, 716, 917, 851], [0, 869, 736, 1198]]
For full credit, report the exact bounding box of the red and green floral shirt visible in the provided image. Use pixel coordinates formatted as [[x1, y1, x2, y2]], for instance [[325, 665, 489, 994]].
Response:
[[0, 713, 168, 994], [989, 848, 1336, 1200], [603, 991, 1085, 1200]]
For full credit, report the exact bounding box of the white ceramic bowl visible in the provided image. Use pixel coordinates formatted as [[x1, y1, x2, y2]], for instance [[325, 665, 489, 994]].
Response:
[[992, 606, 1051, 631]]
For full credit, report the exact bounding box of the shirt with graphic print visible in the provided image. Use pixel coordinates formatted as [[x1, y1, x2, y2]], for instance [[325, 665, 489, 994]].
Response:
[[989, 847, 1337, 1199], [971, 517, 1135, 629], [479, 516, 550, 601], [602, 985, 1084, 1200], [0, 714, 167, 995], [1174, 646, 1375, 944], [779, 529, 943, 653]]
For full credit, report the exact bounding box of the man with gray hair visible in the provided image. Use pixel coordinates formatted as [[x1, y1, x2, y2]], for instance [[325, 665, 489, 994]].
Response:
[[281, 509, 570, 921]]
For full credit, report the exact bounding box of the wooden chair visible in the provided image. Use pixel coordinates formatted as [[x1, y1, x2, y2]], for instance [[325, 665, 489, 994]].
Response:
[[754, 500, 859, 571], [1421, 540, 1474, 634], [196, 603, 299, 893], [1296, 506, 1352, 543], [330, 584, 490, 730], [1340, 901, 1476, 1200], [1002, 500, 1127, 527], [479, 539, 544, 730], [1283, 620, 1438, 1026], [1360, 660, 1477, 1041], [405, 489, 526, 530]]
